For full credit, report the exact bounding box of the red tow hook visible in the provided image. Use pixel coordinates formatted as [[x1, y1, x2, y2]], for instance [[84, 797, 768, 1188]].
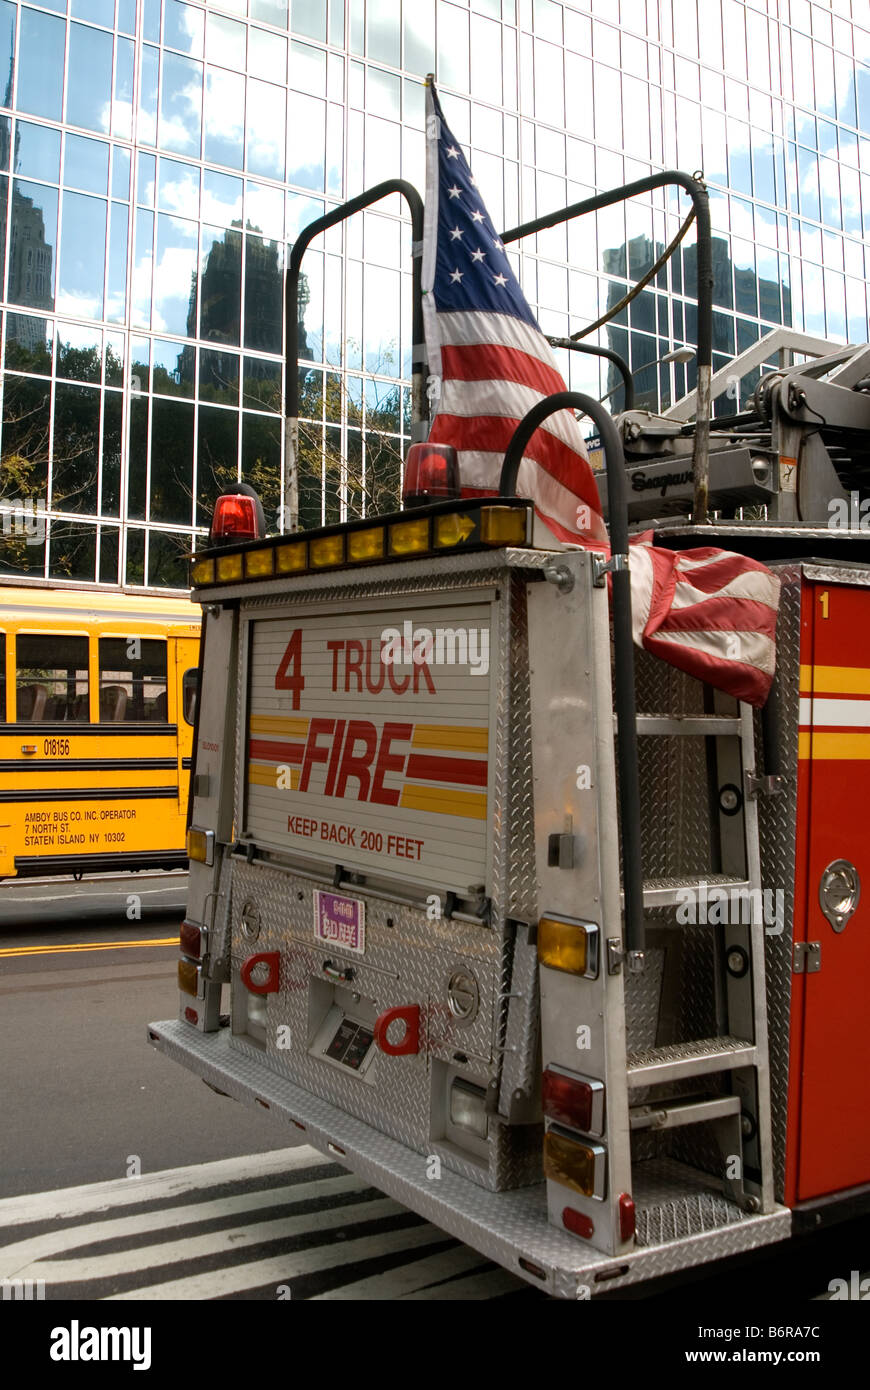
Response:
[[373, 1005, 420, 1056], [240, 951, 280, 994]]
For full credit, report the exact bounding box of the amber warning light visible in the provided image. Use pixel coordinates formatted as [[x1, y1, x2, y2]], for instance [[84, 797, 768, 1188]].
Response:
[[402, 443, 460, 507]]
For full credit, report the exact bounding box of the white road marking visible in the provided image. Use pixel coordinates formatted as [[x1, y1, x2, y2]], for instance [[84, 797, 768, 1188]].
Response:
[[0, 1147, 318, 1227], [311, 1243, 486, 1299]]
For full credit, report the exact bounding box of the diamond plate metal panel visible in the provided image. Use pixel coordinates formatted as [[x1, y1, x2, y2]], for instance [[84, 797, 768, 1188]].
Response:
[[226, 853, 541, 1192], [754, 566, 803, 1202], [149, 1019, 792, 1299]]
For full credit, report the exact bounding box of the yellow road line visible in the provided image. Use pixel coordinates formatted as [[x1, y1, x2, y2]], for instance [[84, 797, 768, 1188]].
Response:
[[0, 937, 178, 958]]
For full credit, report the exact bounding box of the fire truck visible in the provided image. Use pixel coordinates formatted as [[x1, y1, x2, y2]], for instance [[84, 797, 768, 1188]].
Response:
[[149, 172, 870, 1298]]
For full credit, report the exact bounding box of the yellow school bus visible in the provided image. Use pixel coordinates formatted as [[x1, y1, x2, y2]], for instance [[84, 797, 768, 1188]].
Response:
[[0, 582, 201, 880]]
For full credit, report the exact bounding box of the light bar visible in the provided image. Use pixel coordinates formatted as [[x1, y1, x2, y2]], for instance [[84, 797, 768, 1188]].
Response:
[[189, 500, 532, 589]]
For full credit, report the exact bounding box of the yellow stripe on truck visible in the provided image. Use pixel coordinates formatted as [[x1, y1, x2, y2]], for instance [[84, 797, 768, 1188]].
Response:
[[800, 665, 870, 695], [249, 715, 311, 736], [248, 763, 300, 789], [411, 724, 489, 753], [400, 784, 487, 819], [801, 732, 870, 761]]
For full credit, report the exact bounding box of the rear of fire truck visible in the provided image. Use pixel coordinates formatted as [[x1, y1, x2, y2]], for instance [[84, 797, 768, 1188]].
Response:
[[149, 176, 870, 1297]]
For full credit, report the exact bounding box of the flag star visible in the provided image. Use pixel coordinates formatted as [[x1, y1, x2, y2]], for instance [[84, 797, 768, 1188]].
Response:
[[493, 272, 508, 286], [445, 145, 459, 158], [492, 237, 505, 252], [470, 209, 485, 223], [448, 225, 464, 240], [471, 247, 486, 262], [449, 267, 464, 282], [447, 185, 462, 199]]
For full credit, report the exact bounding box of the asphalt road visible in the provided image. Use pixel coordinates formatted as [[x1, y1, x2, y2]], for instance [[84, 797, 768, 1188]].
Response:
[[0, 873, 293, 1199]]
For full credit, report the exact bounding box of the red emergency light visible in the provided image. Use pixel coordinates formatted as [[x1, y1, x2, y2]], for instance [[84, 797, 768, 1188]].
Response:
[[210, 484, 265, 544], [402, 443, 460, 508]]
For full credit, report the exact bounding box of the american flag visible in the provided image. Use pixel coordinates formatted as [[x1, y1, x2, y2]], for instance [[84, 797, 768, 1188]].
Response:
[[421, 79, 779, 706]]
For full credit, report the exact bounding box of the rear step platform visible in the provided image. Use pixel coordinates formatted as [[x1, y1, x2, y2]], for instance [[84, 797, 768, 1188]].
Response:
[[149, 1020, 791, 1298]]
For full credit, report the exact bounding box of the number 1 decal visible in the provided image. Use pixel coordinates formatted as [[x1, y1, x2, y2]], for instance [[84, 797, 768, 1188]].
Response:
[[818, 589, 829, 620], [275, 629, 304, 709]]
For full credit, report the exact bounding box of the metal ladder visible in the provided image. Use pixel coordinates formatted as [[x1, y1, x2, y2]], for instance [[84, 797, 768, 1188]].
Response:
[[620, 685, 775, 1232]]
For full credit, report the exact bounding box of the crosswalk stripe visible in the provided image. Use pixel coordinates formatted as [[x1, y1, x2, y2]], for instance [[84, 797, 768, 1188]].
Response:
[[0, 1147, 318, 1227], [311, 1243, 487, 1300], [107, 1222, 452, 1299], [26, 1196, 404, 1284], [0, 1173, 366, 1282], [402, 1266, 532, 1299]]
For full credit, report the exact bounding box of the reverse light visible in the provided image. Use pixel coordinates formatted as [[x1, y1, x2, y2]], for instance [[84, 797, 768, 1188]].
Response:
[[210, 488, 264, 544], [347, 526, 385, 562], [179, 920, 203, 960], [309, 534, 345, 568], [450, 1079, 489, 1140], [542, 1067, 605, 1136], [402, 443, 459, 507], [389, 517, 430, 555], [186, 827, 215, 865], [543, 1126, 607, 1200], [538, 916, 600, 978]]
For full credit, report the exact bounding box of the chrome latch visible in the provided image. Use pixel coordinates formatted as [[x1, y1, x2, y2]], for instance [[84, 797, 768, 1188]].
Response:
[[592, 552, 629, 588], [793, 941, 821, 974], [745, 773, 786, 799]]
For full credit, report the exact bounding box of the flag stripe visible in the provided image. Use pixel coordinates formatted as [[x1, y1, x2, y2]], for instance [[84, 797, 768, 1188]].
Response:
[[440, 342, 568, 396]]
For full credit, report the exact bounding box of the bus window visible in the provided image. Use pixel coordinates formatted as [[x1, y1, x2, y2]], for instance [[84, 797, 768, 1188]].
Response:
[[99, 638, 168, 722], [182, 668, 198, 725], [0, 634, 5, 721], [17, 635, 90, 722]]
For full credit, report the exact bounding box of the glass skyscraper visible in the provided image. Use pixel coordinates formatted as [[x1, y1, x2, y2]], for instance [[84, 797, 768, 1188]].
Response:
[[0, 0, 867, 587]]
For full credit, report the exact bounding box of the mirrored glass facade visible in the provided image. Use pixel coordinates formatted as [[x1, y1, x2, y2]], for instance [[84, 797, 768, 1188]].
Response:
[[0, 0, 867, 585]]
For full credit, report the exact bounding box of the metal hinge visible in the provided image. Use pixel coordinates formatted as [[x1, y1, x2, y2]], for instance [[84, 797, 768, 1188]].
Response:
[[745, 772, 786, 799], [793, 941, 821, 973]]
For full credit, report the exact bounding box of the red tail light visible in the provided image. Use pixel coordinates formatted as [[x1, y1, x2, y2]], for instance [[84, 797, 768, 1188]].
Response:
[[562, 1207, 594, 1239], [542, 1067, 604, 1135], [180, 920, 202, 960], [619, 1192, 636, 1241], [402, 443, 460, 507]]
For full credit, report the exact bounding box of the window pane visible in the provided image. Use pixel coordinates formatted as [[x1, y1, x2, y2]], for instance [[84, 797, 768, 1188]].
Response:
[[58, 191, 106, 319], [200, 225, 242, 343], [158, 157, 200, 215], [0, 1, 16, 112], [72, 0, 113, 26], [196, 402, 238, 525], [204, 67, 244, 169], [165, 0, 204, 57], [15, 121, 61, 181], [152, 336, 193, 397], [1, 374, 50, 502], [150, 397, 193, 522], [138, 45, 158, 146], [64, 133, 108, 194], [17, 10, 65, 122], [52, 381, 100, 513], [206, 13, 245, 68], [244, 233, 283, 351], [242, 411, 280, 527], [66, 24, 113, 133], [5, 311, 52, 372], [98, 638, 168, 723], [247, 79, 285, 179], [182, 668, 198, 725], [56, 321, 101, 380], [153, 213, 198, 335], [113, 36, 135, 140], [16, 635, 89, 722], [8, 180, 58, 311], [202, 168, 242, 225], [199, 347, 240, 405], [159, 52, 202, 158], [101, 389, 122, 514]]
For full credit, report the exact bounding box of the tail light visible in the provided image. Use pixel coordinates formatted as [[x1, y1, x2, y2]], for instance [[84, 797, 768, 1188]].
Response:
[[402, 443, 460, 507], [542, 1068, 605, 1136], [543, 1126, 606, 1199], [180, 920, 202, 960], [210, 485, 265, 544], [619, 1193, 636, 1241]]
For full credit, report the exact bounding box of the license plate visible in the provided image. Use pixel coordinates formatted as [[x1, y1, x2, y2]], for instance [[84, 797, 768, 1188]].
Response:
[[313, 890, 366, 954]]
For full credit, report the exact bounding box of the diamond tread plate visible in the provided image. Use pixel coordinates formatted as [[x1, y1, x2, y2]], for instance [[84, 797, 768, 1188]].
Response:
[[149, 1019, 792, 1299]]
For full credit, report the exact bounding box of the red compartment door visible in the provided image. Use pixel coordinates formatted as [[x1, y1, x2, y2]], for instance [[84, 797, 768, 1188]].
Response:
[[794, 580, 870, 1201]]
